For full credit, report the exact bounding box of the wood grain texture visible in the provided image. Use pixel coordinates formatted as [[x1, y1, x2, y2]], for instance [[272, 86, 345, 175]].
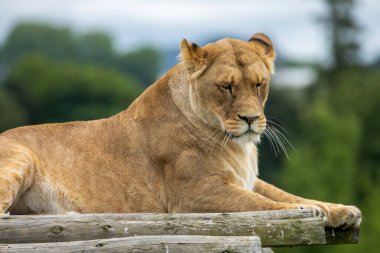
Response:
[[0, 235, 262, 253], [0, 210, 359, 247]]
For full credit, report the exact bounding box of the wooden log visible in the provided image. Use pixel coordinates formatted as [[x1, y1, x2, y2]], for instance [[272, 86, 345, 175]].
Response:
[[1, 209, 313, 221], [123, 217, 325, 247], [0, 235, 262, 253], [0, 210, 359, 247]]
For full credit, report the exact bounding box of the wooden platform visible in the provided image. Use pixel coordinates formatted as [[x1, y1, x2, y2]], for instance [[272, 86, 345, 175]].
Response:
[[0, 209, 359, 252]]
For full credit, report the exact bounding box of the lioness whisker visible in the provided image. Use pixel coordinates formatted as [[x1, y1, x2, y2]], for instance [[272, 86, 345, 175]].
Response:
[[266, 127, 286, 156], [269, 125, 296, 152], [267, 119, 289, 134], [267, 126, 289, 158], [208, 129, 220, 150], [263, 130, 279, 157], [267, 116, 286, 126], [209, 131, 221, 147], [264, 128, 281, 156], [268, 126, 287, 151], [209, 128, 224, 153], [263, 117, 296, 159], [220, 132, 230, 154], [226, 132, 233, 148], [209, 128, 223, 139]]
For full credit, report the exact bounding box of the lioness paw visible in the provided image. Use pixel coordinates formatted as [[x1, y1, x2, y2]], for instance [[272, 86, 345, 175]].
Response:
[[284, 203, 327, 222], [326, 205, 362, 228]]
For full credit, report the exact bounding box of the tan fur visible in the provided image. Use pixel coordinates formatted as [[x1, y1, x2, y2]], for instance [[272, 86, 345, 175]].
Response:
[[0, 34, 361, 228]]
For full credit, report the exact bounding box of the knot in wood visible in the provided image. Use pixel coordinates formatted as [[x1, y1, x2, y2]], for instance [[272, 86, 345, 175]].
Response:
[[49, 225, 64, 234], [100, 224, 112, 231]]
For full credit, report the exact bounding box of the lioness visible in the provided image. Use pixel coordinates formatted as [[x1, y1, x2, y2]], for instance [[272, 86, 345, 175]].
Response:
[[0, 33, 361, 228]]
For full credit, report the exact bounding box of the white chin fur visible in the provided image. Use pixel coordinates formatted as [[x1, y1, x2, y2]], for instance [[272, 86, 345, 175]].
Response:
[[233, 132, 261, 145]]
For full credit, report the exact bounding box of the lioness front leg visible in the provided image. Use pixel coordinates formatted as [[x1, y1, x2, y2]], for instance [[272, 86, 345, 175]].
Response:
[[0, 142, 35, 214], [174, 176, 325, 219], [254, 179, 361, 228]]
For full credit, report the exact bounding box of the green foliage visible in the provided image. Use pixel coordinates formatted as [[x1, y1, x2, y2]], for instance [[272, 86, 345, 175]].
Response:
[[356, 187, 380, 252], [255, 3, 380, 253], [0, 89, 28, 132], [0, 22, 161, 87], [2, 23, 75, 63], [282, 99, 360, 203], [272, 1, 380, 251], [1, 23, 114, 64], [0, 22, 162, 130], [270, 63, 380, 253], [77, 32, 114, 63], [272, 66, 380, 253], [4, 54, 142, 123], [326, 68, 380, 179], [118, 47, 162, 86]]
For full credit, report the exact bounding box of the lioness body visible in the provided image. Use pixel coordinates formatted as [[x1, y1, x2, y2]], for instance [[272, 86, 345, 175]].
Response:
[[0, 35, 361, 228], [0, 65, 256, 214]]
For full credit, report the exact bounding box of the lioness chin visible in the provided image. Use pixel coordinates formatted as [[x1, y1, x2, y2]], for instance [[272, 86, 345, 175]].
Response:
[[0, 33, 361, 228]]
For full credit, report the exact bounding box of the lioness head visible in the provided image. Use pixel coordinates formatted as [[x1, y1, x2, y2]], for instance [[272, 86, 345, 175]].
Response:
[[180, 33, 276, 144]]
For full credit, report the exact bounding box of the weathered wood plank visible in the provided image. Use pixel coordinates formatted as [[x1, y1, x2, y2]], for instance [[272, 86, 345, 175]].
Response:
[[0, 210, 359, 247], [1, 209, 314, 221], [123, 217, 326, 247], [0, 235, 262, 253]]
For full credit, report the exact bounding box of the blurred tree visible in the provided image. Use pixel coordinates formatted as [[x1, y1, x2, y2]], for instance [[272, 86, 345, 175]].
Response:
[[275, 0, 380, 252], [282, 99, 360, 203], [322, 0, 360, 69], [77, 32, 114, 63], [327, 68, 380, 184], [3, 54, 142, 124], [354, 187, 380, 252], [278, 101, 360, 253], [0, 23, 162, 87], [118, 47, 162, 86], [0, 23, 116, 65], [277, 66, 380, 253], [0, 89, 28, 132], [0, 22, 163, 130], [1, 23, 76, 63]]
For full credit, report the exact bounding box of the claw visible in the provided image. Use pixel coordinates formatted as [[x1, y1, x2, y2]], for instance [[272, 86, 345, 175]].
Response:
[[297, 204, 327, 223]]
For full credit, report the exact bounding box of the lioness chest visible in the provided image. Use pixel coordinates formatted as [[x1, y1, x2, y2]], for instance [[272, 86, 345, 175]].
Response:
[[221, 143, 258, 191]]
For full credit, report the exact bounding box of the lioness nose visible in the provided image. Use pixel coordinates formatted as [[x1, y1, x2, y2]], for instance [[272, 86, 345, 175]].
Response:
[[238, 114, 260, 125]]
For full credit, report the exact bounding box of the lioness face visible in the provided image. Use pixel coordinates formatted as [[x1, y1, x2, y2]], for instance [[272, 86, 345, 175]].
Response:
[[181, 34, 276, 144]]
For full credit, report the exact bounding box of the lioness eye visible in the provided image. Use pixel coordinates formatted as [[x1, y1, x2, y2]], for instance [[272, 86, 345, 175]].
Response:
[[256, 83, 263, 88], [221, 85, 232, 92]]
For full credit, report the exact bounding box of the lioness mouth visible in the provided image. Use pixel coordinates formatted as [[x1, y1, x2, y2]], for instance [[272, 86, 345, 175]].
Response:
[[230, 130, 259, 139]]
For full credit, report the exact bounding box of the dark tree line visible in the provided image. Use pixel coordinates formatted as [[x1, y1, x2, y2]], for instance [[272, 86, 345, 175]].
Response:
[[0, 23, 161, 131]]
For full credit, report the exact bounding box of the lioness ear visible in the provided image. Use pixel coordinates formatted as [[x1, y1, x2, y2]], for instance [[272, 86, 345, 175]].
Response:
[[180, 39, 208, 79], [248, 33, 276, 73]]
